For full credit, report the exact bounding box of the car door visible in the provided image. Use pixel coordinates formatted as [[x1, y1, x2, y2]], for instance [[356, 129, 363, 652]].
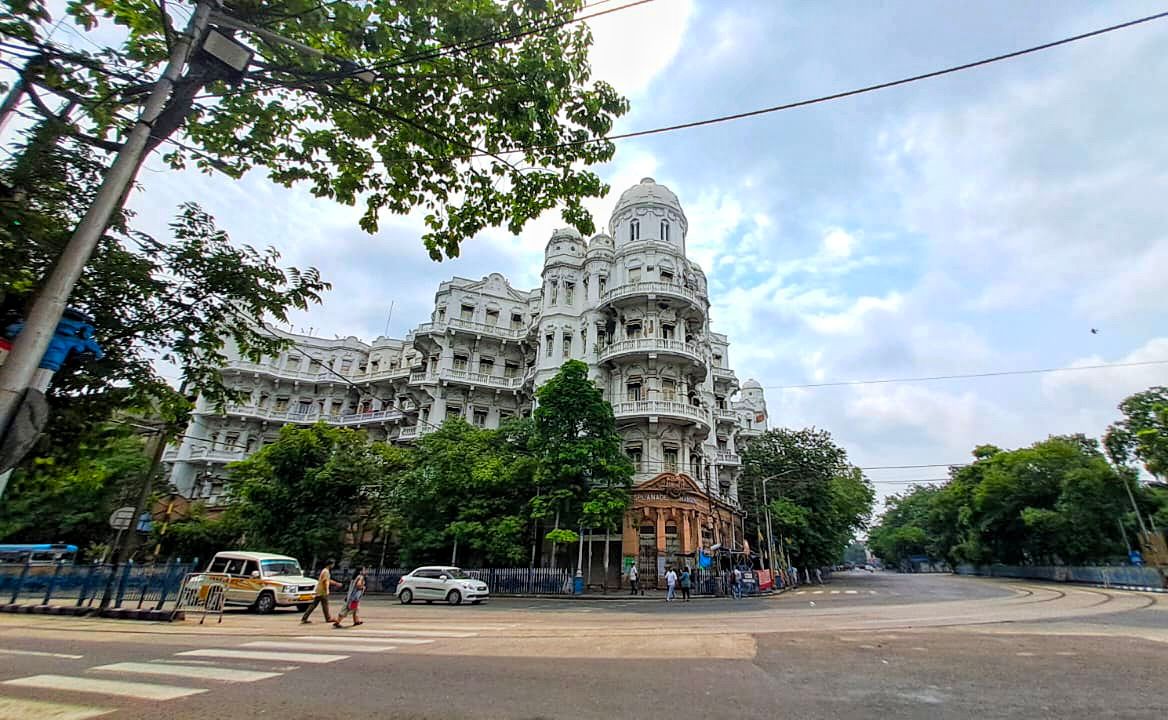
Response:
[[418, 569, 444, 599], [223, 559, 249, 604]]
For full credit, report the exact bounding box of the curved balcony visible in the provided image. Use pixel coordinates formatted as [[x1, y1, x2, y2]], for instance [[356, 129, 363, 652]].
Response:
[[221, 404, 403, 426], [413, 318, 527, 342], [715, 451, 741, 466], [599, 281, 706, 310], [715, 408, 739, 425], [611, 400, 711, 431], [597, 338, 707, 367], [188, 447, 248, 465], [437, 367, 526, 390], [711, 366, 739, 386]]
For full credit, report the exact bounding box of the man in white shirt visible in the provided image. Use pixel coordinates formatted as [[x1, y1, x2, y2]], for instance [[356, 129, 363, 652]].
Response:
[[665, 567, 678, 602], [628, 564, 639, 595]]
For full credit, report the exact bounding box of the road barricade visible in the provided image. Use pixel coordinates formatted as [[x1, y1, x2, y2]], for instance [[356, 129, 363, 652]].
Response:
[[172, 572, 229, 624]]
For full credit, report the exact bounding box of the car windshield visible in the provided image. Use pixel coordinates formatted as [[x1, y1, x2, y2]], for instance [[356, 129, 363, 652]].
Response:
[[261, 559, 303, 577], [444, 568, 470, 579]]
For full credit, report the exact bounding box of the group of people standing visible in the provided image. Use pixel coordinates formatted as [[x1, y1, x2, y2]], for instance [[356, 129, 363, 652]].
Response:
[[299, 559, 367, 628]]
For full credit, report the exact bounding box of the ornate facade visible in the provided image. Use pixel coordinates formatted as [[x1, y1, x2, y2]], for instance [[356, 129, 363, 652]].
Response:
[[165, 178, 768, 581]]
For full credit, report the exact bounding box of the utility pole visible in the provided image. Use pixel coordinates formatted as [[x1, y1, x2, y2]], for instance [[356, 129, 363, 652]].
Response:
[[0, 1, 216, 445]]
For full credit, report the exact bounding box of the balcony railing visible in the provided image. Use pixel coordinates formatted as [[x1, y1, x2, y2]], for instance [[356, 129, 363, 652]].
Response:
[[712, 366, 738, 384], [715, 451, 741, 466], [397, 424, 434, 441], [188, 446, 247, 464], [600, 281, 706, 307], [222, 404, 403, 425], [611, 400, 711, 427], [597, 338, 706, 365], [438, 367, 526, 389], [228, 359, 414, 385], [715, 408, 739, 424], [413, 318, 527, 341]]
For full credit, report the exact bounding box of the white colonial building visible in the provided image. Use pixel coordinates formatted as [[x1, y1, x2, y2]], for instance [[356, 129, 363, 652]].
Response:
[[164, 178, 768, 583]]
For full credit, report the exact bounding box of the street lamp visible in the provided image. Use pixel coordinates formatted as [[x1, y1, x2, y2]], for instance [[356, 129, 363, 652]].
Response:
[[757, 469, 800, 578]]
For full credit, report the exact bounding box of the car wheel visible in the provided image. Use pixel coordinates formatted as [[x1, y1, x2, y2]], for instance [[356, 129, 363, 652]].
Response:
[[399, 588, 413, 605], [255, 591, 276, 614], [296, 603, 311, 612], [447, 590, 462, 606]]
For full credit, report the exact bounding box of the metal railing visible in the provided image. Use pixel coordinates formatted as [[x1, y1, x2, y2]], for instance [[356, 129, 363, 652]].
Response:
[[712, 366, 738, 383], [221, 404, 403, 425], [439, 367, 526, 389], [715, 451, 741, 465], [1, 559, 199, 609], [413, 318, 528, 341]]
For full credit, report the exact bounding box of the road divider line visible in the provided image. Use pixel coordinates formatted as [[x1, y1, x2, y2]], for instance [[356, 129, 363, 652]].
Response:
[[176, 649, 347, 664], [90, 662, 282, 683], [0, 648, 85, 659], [293, 636, 434, 645], [3, 675, 206, 700], [0, 696, 112, 720], [243, 641, 397, 654], [347, 629, 476, 638]]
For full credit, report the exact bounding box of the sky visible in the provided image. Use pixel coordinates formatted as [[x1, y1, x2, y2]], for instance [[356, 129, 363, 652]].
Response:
[[16, 1, 1168, 510]]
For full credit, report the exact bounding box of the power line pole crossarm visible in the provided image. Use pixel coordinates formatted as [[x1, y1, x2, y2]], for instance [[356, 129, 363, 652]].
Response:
[[0, 1, 216, 443]]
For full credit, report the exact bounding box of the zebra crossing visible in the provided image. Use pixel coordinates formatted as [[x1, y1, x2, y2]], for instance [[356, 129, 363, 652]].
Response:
[[794, 589, 880, 596], [0, 624, 491, 719]]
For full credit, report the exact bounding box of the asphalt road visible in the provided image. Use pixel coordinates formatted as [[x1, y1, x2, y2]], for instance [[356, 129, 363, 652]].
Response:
[[0, 571, 1163, 719]]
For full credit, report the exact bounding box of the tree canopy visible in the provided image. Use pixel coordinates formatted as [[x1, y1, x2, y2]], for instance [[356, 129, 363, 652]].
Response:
[[2, 0, 629, 259], [740, 427, 874, 569], [1104, 386, 1168, 480]]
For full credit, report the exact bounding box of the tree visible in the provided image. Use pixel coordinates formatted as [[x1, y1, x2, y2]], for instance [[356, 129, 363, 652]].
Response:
[[1104, 386, 1168, 480], [532, 359, 633, 570], [0, 423, 151, 556], [741, 427, 874, 569], [1, 123, 329, 456], [223, 423, 405, 564], [3, 0, 629, 259]]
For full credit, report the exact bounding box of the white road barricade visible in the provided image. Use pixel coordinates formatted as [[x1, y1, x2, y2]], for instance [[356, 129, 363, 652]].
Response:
[[171, 573, 228, 624]]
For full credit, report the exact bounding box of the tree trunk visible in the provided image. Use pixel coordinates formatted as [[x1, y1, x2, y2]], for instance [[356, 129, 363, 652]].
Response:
[[587, 528, 593, 587], [550, 509, 560, 570], [602, 525, 611, 594]]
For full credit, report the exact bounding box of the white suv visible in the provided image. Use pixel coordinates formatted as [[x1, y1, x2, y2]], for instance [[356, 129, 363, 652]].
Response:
[[396, 566, 489, 605]]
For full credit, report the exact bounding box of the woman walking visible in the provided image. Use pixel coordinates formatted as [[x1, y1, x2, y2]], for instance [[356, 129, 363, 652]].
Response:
[[680, 566, 692, 602], [333, 566, 366, 628]]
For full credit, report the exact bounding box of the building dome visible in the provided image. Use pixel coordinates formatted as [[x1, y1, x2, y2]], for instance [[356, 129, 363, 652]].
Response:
[[588, 233, 614, 250], [544, 227, 584, 257], [612, 177, 684, 218], [742, 378, 762, 390]]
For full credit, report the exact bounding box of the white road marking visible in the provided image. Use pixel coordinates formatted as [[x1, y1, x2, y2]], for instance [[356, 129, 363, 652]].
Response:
[[812, 591, 824, 595], [830, 590, 840, 595], [795, 591, 805, 595], [3, 675, 206, 701], [294, 636, 434, 645], [869, 591, 877, 594], [0, 696, 112, 720], [845, 590, 858, 595], [0, 649, 85, 660], [90, 662, 282, 683], [348, 629, 477, 638], [243, 641, 396, 653], [1015, 652, 1036, 657], [1055, 651, 1077, 657], [176, 649, 347, 664]]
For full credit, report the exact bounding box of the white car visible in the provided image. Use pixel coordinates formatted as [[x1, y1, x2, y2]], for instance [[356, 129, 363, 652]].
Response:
[[396, 566, 489, 605]]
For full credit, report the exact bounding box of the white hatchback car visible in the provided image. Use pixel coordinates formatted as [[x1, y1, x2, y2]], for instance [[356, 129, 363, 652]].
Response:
[[396, 566, 489, 605]]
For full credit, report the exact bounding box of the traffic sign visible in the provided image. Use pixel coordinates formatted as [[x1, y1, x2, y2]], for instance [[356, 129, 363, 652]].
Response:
[[108, 506, 135, 530]]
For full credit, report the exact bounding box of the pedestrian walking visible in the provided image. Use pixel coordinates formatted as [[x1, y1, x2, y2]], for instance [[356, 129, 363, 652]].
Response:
[[628, 564, 639, 596], [680, 566, 692, 602], [732, 566, 743, 599], [665, 566, 678, 602], [815, 567, 823, 585], [301, 559, 341, 624], [333, 566, 366, 628]]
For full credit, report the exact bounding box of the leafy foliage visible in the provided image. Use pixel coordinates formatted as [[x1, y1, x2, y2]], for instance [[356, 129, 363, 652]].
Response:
[[869, 434, 1151, 568], [3, 0, 629, 259], [1104, 386, 1168, 480], [740, 427, 874, 569]]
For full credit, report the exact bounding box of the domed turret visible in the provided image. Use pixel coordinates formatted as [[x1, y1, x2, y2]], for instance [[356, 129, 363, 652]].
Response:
[[609, 177, 689, 249], [742, 378, 762, 390], [612, 177, 684, 218]]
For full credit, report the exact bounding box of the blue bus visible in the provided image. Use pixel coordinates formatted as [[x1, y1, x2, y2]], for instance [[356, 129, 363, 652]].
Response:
[[0, 544, 79, 565]]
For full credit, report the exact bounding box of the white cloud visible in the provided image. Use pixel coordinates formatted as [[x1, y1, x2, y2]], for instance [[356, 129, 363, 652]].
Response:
[[805, 292, 903, 336], [821, 228, 855, 259], [585, 0, 696, 99]]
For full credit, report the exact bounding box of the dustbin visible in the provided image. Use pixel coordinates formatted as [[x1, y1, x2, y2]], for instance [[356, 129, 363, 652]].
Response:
[[573, 570, 584, 595]]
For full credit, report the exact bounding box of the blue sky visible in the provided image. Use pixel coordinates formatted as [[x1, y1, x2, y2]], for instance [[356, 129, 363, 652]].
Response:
[[19, 1, 1168, 507]]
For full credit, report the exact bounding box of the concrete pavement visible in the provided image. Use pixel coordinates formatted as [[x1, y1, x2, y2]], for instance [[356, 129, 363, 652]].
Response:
[[0, 570, 1162, 719]]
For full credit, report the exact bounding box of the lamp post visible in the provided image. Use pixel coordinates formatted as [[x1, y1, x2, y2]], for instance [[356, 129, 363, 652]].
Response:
[[758, 469, 800, 578]]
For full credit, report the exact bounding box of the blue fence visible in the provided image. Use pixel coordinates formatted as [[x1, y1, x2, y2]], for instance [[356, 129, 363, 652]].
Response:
[[1, 560, 199, 609], [955, 564, 1166, 589]]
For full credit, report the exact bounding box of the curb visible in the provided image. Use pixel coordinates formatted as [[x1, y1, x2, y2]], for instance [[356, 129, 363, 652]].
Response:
[[0, 604, 183, 621]]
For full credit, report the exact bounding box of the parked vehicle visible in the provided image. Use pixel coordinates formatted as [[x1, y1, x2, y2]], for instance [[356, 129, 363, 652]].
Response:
[[396, 566, 490, 605], [0, 543, 78, 565], [202, 551, 318, 613]]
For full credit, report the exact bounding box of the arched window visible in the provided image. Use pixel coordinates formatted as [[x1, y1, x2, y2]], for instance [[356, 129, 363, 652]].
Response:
[[629, 219, 640, 241], [661, 220, 669, 242]]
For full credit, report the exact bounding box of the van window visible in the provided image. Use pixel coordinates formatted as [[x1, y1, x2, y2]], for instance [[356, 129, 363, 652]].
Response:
[[242, 560, 259, 577], [224, 559, 246, 575], [208, 557, 231, 573]]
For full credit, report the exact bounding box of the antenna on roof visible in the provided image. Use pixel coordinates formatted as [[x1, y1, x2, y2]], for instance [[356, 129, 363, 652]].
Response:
[[383, 301, 395, 337]]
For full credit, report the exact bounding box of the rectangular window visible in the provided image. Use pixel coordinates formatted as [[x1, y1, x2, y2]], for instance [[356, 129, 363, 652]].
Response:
[[626, 445, 643, 471], [628, 267, 641, 283], [713, 354, 723, 367], [485, 309, 499, 326], [546, 335, 554, 357], [661, 221, 670, 242], [286, 356, 301, 370], [478, 357, 495, 375], [562, 334, 571, 358], [660, 269, 673, 283], [599, 276, 607, 294], [448, 405, 462, 419], [297, 400, 312, 414], [224, 433, 240, 451], [504, 362, 519, 378], [661, 323, 675, 340], [626, 382, 642, 402], [580, 329, 587, 354], [511, 313, 524, 329], [716, 396, 726, 409], [549, 281, 558, 304], [597, 329, 607, 347], [274, 397, 289, 411], [583, 276, 589, 296], [473, 408, 488, 427], [664, 447, 679, 472], [564, 282, 575, 304], [629, 219, 640, 241], [626, 322, 642, 339], [340, 358, 352, 373], [453, 354, 468, 371], [662, 378, 677, 402], [460, 304, 474, 321], [437, 307, 446, 321]]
